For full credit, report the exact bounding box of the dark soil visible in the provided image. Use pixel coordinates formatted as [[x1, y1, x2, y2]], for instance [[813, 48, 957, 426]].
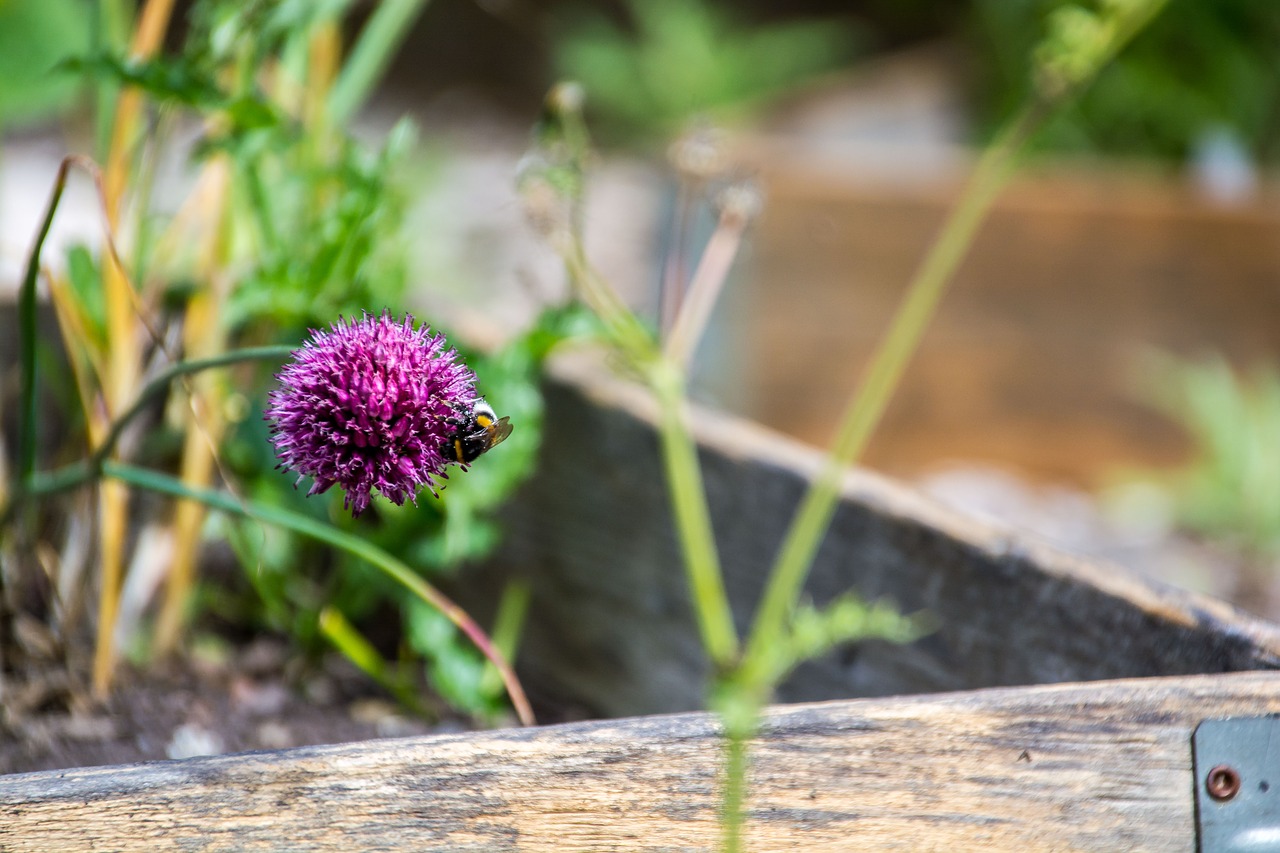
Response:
[[0, 637, 462, 777]]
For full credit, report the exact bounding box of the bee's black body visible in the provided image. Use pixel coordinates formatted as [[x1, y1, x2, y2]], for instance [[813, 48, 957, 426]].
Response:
[[443, 399, 512, 465]]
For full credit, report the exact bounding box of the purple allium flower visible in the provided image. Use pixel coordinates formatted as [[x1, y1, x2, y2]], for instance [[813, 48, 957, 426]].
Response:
[[265, 311, 479, 517]]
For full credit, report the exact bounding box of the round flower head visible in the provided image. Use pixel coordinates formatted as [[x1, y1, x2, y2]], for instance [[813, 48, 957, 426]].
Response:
[[265, 311, 479, 516]]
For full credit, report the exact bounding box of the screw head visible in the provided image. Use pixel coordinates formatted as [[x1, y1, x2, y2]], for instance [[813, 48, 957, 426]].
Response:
[[1207, 765, 1242, 802]]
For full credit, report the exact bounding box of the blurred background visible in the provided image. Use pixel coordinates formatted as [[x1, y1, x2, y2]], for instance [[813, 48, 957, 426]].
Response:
[[2, 0, 1280, 765], [5, 0, 1280, 600], [348, 1, 1270, 611]]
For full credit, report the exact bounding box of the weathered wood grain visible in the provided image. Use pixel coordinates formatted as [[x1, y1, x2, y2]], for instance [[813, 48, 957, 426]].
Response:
[[1, 671, 1277, 851], [456, 353, 1280, 718]]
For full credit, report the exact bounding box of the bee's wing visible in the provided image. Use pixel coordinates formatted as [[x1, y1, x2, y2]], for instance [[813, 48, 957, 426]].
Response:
[[489, 416, 514, 447]]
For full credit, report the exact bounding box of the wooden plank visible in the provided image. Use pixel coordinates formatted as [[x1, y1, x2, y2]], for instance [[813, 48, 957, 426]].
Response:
[[454, 353, 1280, 718], [1, 671, 1278, 851]]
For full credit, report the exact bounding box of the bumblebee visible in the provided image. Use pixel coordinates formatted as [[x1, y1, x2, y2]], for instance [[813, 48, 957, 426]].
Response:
[[443, 399, 513, 466]]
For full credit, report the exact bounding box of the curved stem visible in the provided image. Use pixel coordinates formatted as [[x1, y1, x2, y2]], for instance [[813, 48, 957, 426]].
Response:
[[11, 346, 296, 516], [103, 461, 536, 727], [16, 160, 73, 490], [95, 346, 294, 473]]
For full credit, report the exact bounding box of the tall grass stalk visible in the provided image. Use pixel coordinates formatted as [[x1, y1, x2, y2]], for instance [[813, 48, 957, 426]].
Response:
[[93, 0, 176, 696]]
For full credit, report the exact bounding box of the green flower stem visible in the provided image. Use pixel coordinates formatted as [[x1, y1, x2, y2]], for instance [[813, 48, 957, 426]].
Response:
[[560, 243, 654, 365], [744, 105, 1039, 671], [720, 721, 753, 852], [651, 358, 739, 667], [722, 101, 1038, 850], [710, 677, 767, 853], [557, 231, 738, 667], [102, 460, 536, 727], [16, 158, 73, 490], [17, 346, 296, 509], [327, 0, 431, 125]]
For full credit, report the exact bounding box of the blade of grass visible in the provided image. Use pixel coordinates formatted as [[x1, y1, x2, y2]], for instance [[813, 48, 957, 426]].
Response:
[[479, 577, 531, 699], [327, 0, 431, 125], [305, 21, 342, 130], [15, 162, 72, 491], [320, 606, 423, 713], [46, 272, 108, 413]]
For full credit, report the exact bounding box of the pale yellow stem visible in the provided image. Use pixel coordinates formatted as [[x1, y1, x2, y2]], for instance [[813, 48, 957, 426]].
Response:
[[306, 23, 342, 129], [154, 157, 233, 654], [92, 0, 175, 698]]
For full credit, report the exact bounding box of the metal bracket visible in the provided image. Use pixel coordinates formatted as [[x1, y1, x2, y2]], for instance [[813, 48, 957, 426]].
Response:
[[1193, 716, 1280, 852]]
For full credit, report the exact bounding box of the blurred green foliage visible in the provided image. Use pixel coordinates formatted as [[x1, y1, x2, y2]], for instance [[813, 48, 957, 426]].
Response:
[[0, 0, 89, 127], [222, 119, 418, 334], [553, 0, 860, 142], [972, 0, 1280, 162], [66, 14, 413, 336], [1142, 355, 1280, 560], [551, 0, 1270, 163]]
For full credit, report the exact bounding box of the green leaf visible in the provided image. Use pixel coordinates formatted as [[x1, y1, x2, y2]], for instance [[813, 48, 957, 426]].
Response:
[[751, 592, 928, 687], [1143, 356, 1280, 555], [62, 53, 224, 108], [554, 0, 859, 140], [64, 244, 107, 349], [403, 599, 500, 716], [61, 52, 282, 131], [319, 606, 391, 683], [320, 606, 422, 711]]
